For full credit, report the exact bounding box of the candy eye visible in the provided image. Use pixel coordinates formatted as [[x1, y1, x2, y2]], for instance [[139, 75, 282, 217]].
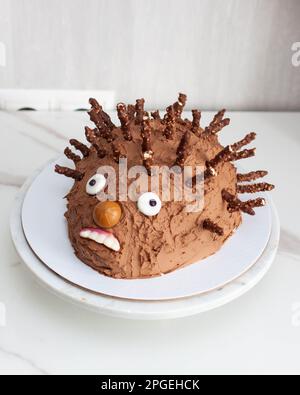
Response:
[[86, 174, 106, 195], [137, 192, 162, 216]]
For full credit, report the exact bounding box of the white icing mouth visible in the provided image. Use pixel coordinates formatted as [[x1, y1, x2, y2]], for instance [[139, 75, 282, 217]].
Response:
[[80, 228, 120, 252]]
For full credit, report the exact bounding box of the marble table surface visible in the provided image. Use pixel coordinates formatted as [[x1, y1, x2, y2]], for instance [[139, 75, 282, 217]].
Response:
[[0, 110, 299, 375]]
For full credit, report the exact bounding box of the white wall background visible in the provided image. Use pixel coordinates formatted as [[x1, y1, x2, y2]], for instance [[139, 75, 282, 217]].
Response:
[[0, 0, 299, 110]]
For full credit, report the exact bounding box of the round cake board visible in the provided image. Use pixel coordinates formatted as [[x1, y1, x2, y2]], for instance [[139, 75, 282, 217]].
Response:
[[18, 158, 274, 301], [10, 164, 280, 319]]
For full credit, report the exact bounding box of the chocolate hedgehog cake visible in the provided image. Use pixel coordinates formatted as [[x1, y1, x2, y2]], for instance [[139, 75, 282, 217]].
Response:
[[55, 94, 274, 279]]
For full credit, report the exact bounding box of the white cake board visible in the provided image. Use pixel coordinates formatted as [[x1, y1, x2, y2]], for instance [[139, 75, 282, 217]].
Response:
[[20, 158, 272, 300], [10, 162, 280, 319]]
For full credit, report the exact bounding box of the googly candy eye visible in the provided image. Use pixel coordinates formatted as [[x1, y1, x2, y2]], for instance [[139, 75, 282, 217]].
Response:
[[137, 192, 162, 216], [86, 174, 106, 195]]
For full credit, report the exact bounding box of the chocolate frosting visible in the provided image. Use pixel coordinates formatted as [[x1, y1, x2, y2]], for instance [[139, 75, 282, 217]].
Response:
[[64, 118, 242, 279]]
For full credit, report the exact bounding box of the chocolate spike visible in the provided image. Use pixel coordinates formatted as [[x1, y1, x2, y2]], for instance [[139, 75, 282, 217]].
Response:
[[227, 203, 255, 215], [85, 126, 98, 143], [151, 110, 161, 120], [231, 132, 256, 151], [205, 118, 230, 134], [141, 116, 153, 175], [88, 107, 111, 141], [117, 103, 132, 141], [237, 170, 268, 182], [175, 131, 190, 167], [212, 118, 230, 133], [64, 147, 81, 163], [135, 98, 145, 124], [203, 219, 224, 236], [228, 197, 266, 213], [127, 104, 136, 120], [55, 165, 84, 181], [163, 105, 176, 139], [191, 109, 201, 135], [237, 182, 275, 194], [112, 143, 126, 164], [205, 132, 256, 177], [101, 111, 115, 131], [244, 198, 266, 208], [222, 190, 255, 215], [205, 143, 256, 179], [69, 139, 90, 157], [210, 109, 226, 126], [89, 98, 115, 130], [230, 148, 256, 161], [173, 93, 187, 118], [89, 98, 101, 111], [205, 146, 234, 177], [85, 127, 106, 158], [204, 109, 230, 134], [88, 98, 114, 142]]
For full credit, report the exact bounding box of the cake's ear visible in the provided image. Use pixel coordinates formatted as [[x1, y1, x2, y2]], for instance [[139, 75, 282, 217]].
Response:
[[54, 165, 84, 181]]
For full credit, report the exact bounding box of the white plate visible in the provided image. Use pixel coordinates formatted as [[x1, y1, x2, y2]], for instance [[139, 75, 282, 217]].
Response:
[[21, 158, 272, 301], [10, 167, 280, 319], [22, 158, 271, 300], [21, 158, 272, 300]]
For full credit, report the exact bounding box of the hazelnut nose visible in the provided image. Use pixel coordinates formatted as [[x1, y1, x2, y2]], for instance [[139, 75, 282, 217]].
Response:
[[93, 201, 122, 229]]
